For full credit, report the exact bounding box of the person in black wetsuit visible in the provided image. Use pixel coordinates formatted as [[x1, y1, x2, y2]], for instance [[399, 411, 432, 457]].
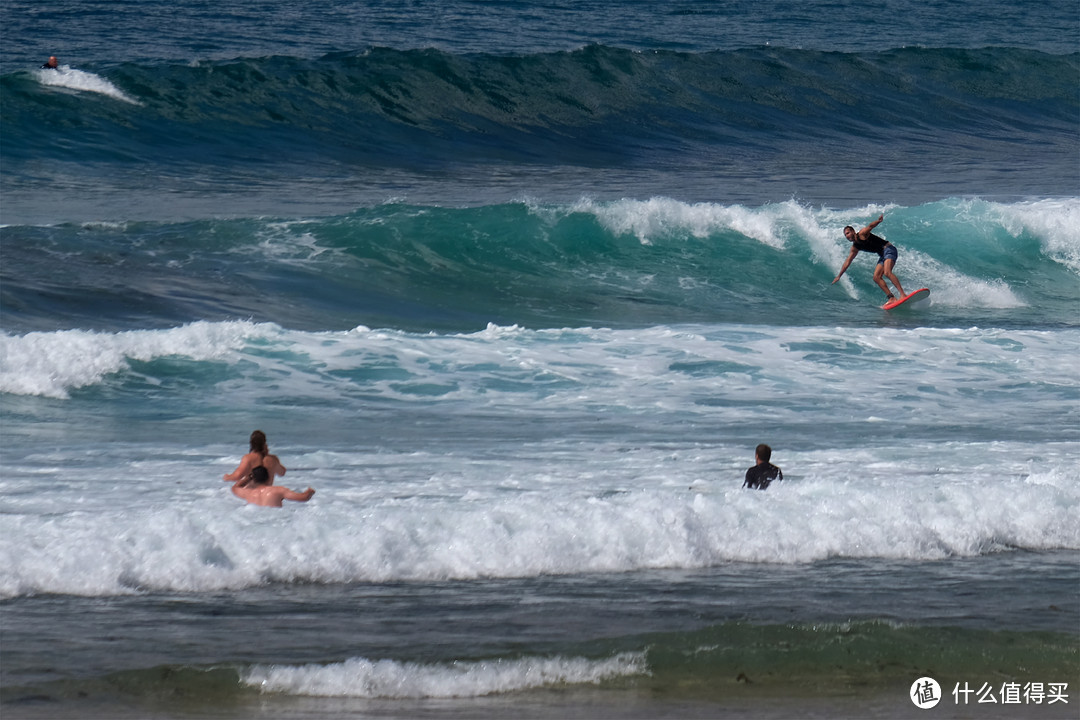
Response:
[[744, 443, 783, 490], [831, 214, 907, 303], [41, 56, 59, 69]]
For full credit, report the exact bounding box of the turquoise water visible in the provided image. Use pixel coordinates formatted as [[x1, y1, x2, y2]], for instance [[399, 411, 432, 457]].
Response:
[[1, 1, 1078, 718], [2, 198, 1077, 333]]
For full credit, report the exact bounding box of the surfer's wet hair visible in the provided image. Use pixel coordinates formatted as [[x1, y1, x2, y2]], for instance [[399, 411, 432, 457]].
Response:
[[756, 443, 772, 463]]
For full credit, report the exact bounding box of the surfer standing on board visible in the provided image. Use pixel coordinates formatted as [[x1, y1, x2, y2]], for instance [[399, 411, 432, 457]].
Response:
[[831, 214, 907, 303]]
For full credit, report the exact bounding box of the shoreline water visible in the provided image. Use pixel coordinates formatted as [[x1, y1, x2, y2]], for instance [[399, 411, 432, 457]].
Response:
[[3, 553, 1078, 719], [2, 2, 1077, 719]]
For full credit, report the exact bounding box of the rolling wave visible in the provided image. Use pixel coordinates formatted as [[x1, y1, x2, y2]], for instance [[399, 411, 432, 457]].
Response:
[[3, 46, 1077, 170], [1, 198, 1077, 333]]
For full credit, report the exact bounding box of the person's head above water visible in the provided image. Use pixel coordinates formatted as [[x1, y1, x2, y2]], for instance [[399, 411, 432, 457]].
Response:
[[43, 56, 59, 69], [248, 466, 271, 485]]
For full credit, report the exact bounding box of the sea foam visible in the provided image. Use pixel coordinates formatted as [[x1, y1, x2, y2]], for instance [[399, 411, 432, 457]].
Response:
[[0, 321, 268, 398], [2, 442, 1076, 598], [35, 66, 141, 104], [243, 652, 647, 698]]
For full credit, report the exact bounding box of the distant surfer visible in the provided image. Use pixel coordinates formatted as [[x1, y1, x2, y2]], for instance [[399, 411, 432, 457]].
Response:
[[744, 444, 782, 490], [831, 214, 907, 303], [41, 56, 59, 70], [231, 466, 315, 507], [224, 430, 288, 486]]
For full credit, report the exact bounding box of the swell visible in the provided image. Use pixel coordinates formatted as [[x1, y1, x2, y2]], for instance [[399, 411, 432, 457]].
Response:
[[1, 198, 1077, 333], [2, 46, 1077, 169]]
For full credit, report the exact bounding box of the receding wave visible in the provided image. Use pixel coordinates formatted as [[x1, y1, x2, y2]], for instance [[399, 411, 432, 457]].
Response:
[[244, 652, 646, 698], [4, 622, 1074, 706]]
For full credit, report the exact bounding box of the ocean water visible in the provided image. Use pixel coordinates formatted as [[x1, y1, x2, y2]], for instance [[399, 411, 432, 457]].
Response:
[[1, 1, 1078, 718]]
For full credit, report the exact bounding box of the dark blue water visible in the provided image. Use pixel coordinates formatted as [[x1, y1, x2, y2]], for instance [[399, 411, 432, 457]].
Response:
[[2, 1, 1078, 223], [2, 2, 1078, 718]]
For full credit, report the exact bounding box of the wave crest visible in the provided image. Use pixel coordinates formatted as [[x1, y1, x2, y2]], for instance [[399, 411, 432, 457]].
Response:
[[244, 652, 647, 698]]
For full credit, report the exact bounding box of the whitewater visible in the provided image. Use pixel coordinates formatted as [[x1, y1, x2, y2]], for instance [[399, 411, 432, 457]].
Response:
[[2, 316, 1077, 598], [2, 0, 1078, 718]]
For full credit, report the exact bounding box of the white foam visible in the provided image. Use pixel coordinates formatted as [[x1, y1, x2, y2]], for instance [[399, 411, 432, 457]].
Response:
[[987, 197, 1080, 273], [242, 652, 647, 698], [254, 220, 344, 265], [900, 252, 1026, 308], [534, 198, 1072, 308], [1, 438, 1076, 598], [35, 66, 140, 105], [0, 321, 271, 398], [2, 322, 1077, 597], [569, 196, 814, 248], [4, 321, 1077, 418]]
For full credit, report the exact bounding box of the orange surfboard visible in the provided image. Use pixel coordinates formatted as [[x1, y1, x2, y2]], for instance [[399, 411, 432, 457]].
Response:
[[883, 288, 930, 310]]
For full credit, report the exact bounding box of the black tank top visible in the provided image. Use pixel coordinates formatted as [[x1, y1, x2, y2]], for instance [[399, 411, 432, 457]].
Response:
[[854, 232, 888, 257]]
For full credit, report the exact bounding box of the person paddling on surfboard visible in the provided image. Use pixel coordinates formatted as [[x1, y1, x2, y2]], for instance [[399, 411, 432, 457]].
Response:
[[831, 214, 907, 303]]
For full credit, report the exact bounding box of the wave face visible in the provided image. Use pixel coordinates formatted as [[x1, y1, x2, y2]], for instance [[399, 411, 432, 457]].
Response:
[[2, 46, 1078, 213], [3, 197, 1078, 334], [2, 2, 1077, 718], [4, 47, 1076, 165]]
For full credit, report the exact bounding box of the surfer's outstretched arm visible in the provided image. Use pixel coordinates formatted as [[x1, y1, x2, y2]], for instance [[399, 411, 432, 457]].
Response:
[[832, 246, 859, 284], [859, 214, 884, 238]]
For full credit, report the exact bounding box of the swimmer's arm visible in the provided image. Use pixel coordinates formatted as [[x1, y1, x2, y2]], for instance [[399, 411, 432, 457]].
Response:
[[224, 456, 255, 482], [268, 454, 286, 478], [282, 487, 315, 503]]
